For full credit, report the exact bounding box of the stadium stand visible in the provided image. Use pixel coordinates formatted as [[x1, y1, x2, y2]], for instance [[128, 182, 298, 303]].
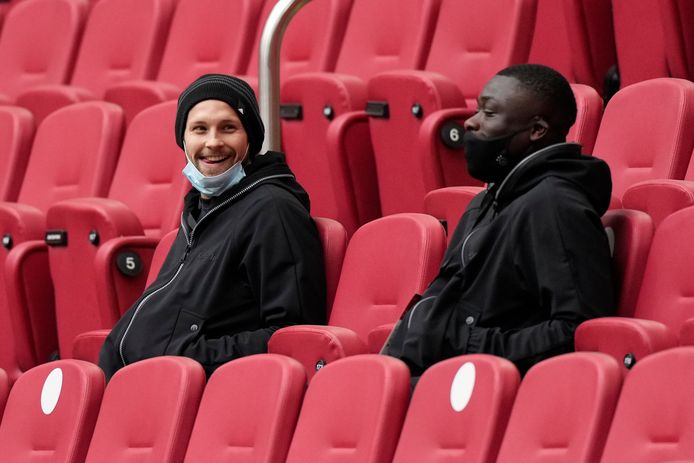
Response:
[[84, 356, 205, 463], [268, 213, 446, 381], [0, 0, 87, 104], [183, 354, 305, 463], [43, 101, 185, 360], [16, 0, 176, 125], [575, 205, 694, 372], [496, 352, 622, 462], [280, 0, 442, 236], [0, 102, 123, 381], [0, 360, 104, 463], [284, 354, 410, 463], [392, 354, 520, 463]]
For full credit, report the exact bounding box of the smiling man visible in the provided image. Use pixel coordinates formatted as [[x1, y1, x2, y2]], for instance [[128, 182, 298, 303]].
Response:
[[384, 64, 615, 377], [99, 74, 326, 380]]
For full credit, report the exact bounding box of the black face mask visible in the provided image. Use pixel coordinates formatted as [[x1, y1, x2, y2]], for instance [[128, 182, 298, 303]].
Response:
[[463, 128, 529, 184]]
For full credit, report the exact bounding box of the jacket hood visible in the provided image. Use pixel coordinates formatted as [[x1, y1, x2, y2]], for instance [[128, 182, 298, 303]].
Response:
[[492, 143, 612, 215], [184, 150, 311, 212]]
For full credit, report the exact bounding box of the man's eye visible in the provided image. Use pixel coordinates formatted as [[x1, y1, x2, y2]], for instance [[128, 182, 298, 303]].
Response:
[[191, 126, 206, 133]]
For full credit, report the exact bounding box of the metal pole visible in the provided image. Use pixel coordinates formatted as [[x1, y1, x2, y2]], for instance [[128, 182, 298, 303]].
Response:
[[259, 0, 311, 153]]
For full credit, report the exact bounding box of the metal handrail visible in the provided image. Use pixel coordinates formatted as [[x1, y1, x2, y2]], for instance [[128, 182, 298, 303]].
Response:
[[258, 0, 311, 153]]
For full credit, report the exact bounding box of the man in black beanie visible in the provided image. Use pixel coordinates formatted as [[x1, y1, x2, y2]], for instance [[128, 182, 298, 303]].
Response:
[[99, 74, 326, 380]]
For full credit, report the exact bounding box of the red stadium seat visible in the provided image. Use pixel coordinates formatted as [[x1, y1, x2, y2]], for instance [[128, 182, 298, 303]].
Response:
[[0, 367, 9, 416], [497, 353, 621, 462], [16, 0, 176, 124], [393, 355, 520, 463], [367, 0, 537, 215], [84, 356, 205, 463], [183, 354, 306, 463], [268, 213, 446, 381], [0, 0, 87, 103], [592, 78, 694, 207], [575, 206, 694, 372], [528, 0, 616, 94], [0, 102, 123, 381], [0, 106, 34, 202], [72, 229, 179, 364], [238, 0, 352, 94], [600, 347, 694, 461], [660, 0, 694, 81], [45, 101, 186, 359], [285, 354, 410, 463], [567, 83, 603, 154], [313, 217, 348, 315], [104, 0, 266, 124], [280, 0, 441, 235], [0, 360, 104, 462]]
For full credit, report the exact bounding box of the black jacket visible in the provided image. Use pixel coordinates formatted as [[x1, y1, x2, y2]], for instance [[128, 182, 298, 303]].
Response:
[[99, 151, 326, 379], [384, 143, 615, 375]]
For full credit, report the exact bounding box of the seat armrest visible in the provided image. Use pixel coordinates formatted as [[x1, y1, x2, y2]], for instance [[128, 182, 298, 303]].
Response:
[[268, 325, 367, 381], [104, 80, 180, 124], [72, 329, 111, 363], [575, 317, 677, 371], [679, 318, 694, 346], [367, 323, 396, 353], [16, 84, 96, 125]]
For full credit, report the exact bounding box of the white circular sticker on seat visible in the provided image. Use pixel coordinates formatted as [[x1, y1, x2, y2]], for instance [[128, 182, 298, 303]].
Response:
[[450, 362, 476, 412], [41, 368, 63, 415]]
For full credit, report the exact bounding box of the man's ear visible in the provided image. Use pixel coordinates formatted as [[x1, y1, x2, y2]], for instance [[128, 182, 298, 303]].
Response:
[[529, 116, 549, 141]]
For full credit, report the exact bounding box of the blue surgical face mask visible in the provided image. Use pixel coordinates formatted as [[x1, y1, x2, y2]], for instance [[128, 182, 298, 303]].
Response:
[[182, 143, 247, 197]]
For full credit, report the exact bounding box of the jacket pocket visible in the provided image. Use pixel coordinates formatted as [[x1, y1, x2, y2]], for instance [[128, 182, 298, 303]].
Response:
[[163, 309, 206, 355]]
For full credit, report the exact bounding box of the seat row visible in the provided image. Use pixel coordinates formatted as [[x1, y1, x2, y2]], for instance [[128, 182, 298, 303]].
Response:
[[2, 346, 694, 462]]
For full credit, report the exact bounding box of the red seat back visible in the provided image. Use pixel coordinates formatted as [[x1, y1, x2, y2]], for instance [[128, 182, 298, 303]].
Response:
[[393, 355, 520, 463], [107, 101, 186, 238], [567, 83, 603, 154], [285, 354, 410, 463], [0, 360, 104, 462], [601, 209, 654, 317], [0, 0, 87, 99], [314, 217, 348, 315], [85, 356, 205, 463], [600, 347, 694, 461], [660, 0, 694, 81], [156, 0, 265, 87], [592, 78, 694, 201], [632, 206, 694, 340], [184, 354, 306, 463], [70, 0, 175, 97], [17, 101, 124, 212], [0, 106, 34, 201], [329, 213, 446, 343], [497, 353, 622, 462]]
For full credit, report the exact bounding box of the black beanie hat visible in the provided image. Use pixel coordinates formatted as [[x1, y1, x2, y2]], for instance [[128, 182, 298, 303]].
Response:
[[175, 74, 265, 157]]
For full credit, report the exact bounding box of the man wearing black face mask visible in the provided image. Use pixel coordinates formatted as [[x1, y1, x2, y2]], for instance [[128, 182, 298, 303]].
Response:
[[383, 64, 615, 377]]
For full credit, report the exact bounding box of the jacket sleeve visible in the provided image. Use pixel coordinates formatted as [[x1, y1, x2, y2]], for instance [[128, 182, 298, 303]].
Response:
[[461, 183, 615, 373], [183, 188, 326, 373]]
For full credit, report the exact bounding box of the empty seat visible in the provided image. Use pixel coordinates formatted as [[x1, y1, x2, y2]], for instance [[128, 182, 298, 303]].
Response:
[[600, 347, 694, 461], [496, 353, 622, 462], [575, 205, 694, 371], [0, 0, 87, 103], [44, 101, 186, 359], [0, 102, 124, 380], [367, 0, 537, 215], [393, 354, 520, 463], [84, 356, 205, 463], [268, 213, 446, 381], [591, 78, 694, 207], [16, 0, 176, 124], [0, 360, 104, 462], [184, 354, 306, 463], [280, 0, 441, 235], [285, 354, 410, 463], [104, 0, 266, 124], [0, 106, 34, 202]]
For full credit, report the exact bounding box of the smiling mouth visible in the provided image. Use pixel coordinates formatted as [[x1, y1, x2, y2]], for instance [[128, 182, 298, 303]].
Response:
[[201, 154, 231, 164]]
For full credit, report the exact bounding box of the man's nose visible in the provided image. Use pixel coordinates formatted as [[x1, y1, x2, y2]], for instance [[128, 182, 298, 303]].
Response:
[[205, 131, 224, 147], [464, 113, 480, 131]]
